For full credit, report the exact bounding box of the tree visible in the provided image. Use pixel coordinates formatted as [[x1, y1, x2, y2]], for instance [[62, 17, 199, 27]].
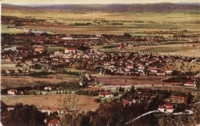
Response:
[[192, 104, 200, 124], [60, 93, 79, 126], [1, 103, 46, 126], [196, 77, 200, 89]]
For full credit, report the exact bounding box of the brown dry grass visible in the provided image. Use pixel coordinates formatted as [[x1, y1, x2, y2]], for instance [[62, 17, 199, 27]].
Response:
[[1, 94, 99, 112], [94, 75, 172, 85], [22, 25, 137, 35], [1, 74, 79, 89]]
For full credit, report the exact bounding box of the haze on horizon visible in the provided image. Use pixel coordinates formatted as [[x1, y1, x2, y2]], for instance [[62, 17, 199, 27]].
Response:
[[2, 0, 200, 5]]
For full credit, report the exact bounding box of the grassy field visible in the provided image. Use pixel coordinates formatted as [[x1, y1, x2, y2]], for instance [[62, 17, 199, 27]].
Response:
[[160, 49, 200, 57], [1, 74, 79, 89], [94, 75, 172, 85], [1, 94, 99, 112], [92, 44, 200, 57], [2, 24, 25, 34], [1, 59, 18, 69], [2, 8, 200, 34]]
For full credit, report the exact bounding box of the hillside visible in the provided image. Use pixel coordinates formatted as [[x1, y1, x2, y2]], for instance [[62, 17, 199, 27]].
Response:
[[2, 3, 200, 12]]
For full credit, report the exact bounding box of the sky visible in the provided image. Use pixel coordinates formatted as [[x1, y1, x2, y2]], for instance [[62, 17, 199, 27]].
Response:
[[2, 0, 200, 5]]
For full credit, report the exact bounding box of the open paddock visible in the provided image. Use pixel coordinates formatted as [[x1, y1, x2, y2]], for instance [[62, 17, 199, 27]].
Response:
[[1, 94, 99, 112], [93, 44, 200, 57], [94, 75, 173, 86], [1, 74, 79, 89]]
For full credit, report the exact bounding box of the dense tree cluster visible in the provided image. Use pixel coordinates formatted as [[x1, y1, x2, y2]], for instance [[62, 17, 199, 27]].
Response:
[[1, 103, 46, 126], [61, 101, 158, 126], [157, 104, 200, 126]]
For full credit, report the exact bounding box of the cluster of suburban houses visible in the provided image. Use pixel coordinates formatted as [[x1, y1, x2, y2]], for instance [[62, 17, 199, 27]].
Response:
[[2, 38, 200, 75], [2, 33, 200, 86], [120, 88, 193, 113], [2, 86, 196, 126]]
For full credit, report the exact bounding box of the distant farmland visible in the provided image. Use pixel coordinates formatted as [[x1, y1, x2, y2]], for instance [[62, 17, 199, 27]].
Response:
[[2, 3, 200, 34]]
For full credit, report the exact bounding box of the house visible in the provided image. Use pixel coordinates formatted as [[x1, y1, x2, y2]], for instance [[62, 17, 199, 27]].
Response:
[[7, 89, 17, 95], [127, 65, 134, 69], [103, 62, 111, 66], [150, 69, 158, 73], [99, 91, 113, 98], [62, 36, 73, 40], [48, 119, 60, 126], [7, 105, 14, 111], [5, 70, 10, 74], [157, 71, 166, 76], [41, 107, 66, 115], [3, 46, 17, 51], [34, 47, 44, 53], [184, 81, 196, 87], [138, 65, 145, 70], [165, 70, 173, 75], [64, 48, 77, 54], [123, 99, 132, 106], [158, 104, 176, 113], [44, 86, 57, 91]]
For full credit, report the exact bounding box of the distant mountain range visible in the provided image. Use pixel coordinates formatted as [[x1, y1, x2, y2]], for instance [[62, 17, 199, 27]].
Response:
[[2, 3, 200, 12]]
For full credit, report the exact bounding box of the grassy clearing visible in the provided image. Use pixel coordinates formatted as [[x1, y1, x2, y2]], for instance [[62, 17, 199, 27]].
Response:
[[1, 64, 17, 69], [2, 24, 25, 34], [1, 59, 18, 69], [64, 68, 89, 73], [1, 94, 99, 112], [1, 59, 14, 64], [94, 75, 171, 85], [92, 44, 200, 57], [45, 46, 64, 52], [1, 74, 79, 89], [158, 49, 200, 57]]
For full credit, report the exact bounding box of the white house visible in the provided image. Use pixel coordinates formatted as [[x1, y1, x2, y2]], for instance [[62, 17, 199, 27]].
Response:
[[127, 65, 134, 69], [165, 70, 173, 75], [99, 91, 113, 98], [41, 107, 66, 115], [7, 89, 17, 95], [64, 48, 77, 54], [157, 72, 166, 76], [184, 81, 196, 87], [158, 104, 175, 113]]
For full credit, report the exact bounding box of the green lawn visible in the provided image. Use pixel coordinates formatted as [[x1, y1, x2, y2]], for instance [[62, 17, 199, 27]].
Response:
[[2, 24, 25, 34]]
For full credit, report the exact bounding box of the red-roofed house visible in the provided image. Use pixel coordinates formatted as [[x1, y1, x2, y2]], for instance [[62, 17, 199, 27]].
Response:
[[34, 47, 44, 53], [184, 81, 196, 87], [123, 99, 132, 106], [99, 91, 113, 98], [7, 89, 17, 95], [158, 104, 176, 113], [48, 119, 60, 126]]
